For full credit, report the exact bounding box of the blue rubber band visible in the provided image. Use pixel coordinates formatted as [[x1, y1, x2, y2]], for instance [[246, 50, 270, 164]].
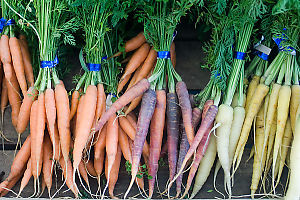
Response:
[[0, 18, 15, 33], [40, 55, 59, 68], [273, 28, 296, 55], [87, 63, 101, 71], [157, 51, 170, 59], [255, 51, 269, 61], [102, 56, 108, 61], [234, 51, 246, 60], [109, 93, 116, 97]]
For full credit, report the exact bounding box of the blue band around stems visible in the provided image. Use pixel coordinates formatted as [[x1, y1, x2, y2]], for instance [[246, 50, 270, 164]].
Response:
[[86, 56, 107, 71], [109, 93, 116, 97], [157, 51, 170, 59], [255, 51, 269, 61], [234, 51, 246, 60], [0, 18, 15, 33], [40, 55, 59, 68], [273, 28, 296, 55], [214, 71, 221, 80], [87, 63, 101, 71]]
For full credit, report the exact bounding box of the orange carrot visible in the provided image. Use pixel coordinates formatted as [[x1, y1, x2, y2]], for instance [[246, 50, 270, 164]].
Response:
[[148, 90, 166, 198], [119, 127, 132, 162], [1, 80, 8, 123], [58, 157, 78, 197], [32, 93, 46, 179], [16, 87, 37, 134], [55, 83, 71, 163], [105, 145, 121, 199], [73, 85, 97, 170], [103, 114, 119, 198], [95, 84, 106, 121], [73, 94, 85, 137], [117, 43, 151, 93], [46, 122, 60, 161], [78, 160, 90, 188], [85, 160, 97, 177], [19, 36, 34, 86], [94, 124, 107, 177], [6, 71, 21, 128], [43, 133, 53, 194], [127, 65, 143, 91], [125, 96, 143, 115], [113, 32, 146, 57], [0, 35, 13, 82], [17, 158, 32, 196], [70, 90, 80, 120], [9, 37, 27, 96]]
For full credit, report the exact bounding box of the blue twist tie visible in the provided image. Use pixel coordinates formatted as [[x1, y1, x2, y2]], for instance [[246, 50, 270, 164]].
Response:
[[234, 51, 246, 60], [0, 18, 15, 33], [87, 63, 101, 71], [40, 55, 59, 68], [102, 56, 108, 61], [157, 51, 170, 59], [255, 51, 269, 61]]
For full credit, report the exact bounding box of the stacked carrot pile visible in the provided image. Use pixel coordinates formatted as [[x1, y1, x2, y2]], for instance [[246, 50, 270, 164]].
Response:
[[0, 0, 299, 199]]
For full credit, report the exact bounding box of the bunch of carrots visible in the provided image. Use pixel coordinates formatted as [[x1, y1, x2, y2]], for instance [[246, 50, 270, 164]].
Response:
[[0, 0, 299, 199]]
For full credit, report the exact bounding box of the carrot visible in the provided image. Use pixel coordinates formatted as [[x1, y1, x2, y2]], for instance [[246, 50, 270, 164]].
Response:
[[58, 157, 78, 197], [43, 133, 53, 195], [55, 83, 71, 164], [275, 117, 292, 188], [167, 92, 180, 186], [160, 142, 168, 159], [125, 96, 143, 115], [113, 32, 146, 57], [128, 48, 157, 91], [73, 85, 97, 170], [16, 87, 37, 134], [192, 107, 202, 129], [32, 93, 46, 180], [95, 83, 106, 121], [1, 80, 8, 123], [176, 126, 189, 197], [0, 35, 13, 82], [233, 83, 269, 171], [118, 115, 150, 158], [73, 94, 85, 137], [6, 71, 21, 128], [124, 89, 156, 199], [148, 90, 166, 198], [105, 145, 122, 199], [0, 170, 25, 197], [78, 160, 90, 188], [250, 104, 266, 197], [290, 85, 300, 133], [180, 100, 214, 198], [70, 90, 80, 120], [85, 160, 97, 177], [176, 81, 194, 144], [46, 122, 60, 161], [245, 75, 260, 112], [272, 85, 291, 188], [117, 43, 150, 93], [190, 135, 217, 198], [95, 78, 150, 134], [102, 114, 119, 199], [285, 105, 300, 199], [9, 37, 27, 96], [19, 36, 34, 86], [170, 42, 176, 67], [119, 127, 133, 162], [17, 158, 32, 196], [168, 105, 218, 191], [127, 66, 143, 91], [94, 124, 107, 177]]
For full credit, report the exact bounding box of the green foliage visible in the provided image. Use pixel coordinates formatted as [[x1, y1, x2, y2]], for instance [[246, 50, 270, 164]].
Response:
[[125, 160, 152, 179]]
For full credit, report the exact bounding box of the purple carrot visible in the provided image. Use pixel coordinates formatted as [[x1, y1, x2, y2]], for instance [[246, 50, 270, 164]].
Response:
[[124, 89, 156, 199], [168, 105, 218, 190], [148, 90, 166, 198], [94, 79, 150, 133], [176, 81, 194, 145], [167, 92, 180, 183], [181, 100, 214, 198], [189, 94, 196, 108], [192, 107, 202, 129], [175, 124, 190, 197], [159, 142, 168, 159]]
